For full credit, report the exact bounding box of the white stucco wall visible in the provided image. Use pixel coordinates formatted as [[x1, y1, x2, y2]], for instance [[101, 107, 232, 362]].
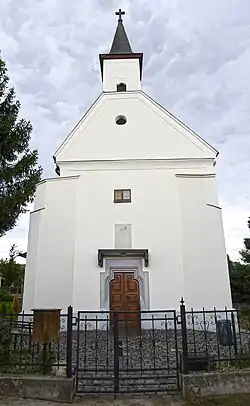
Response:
[[23, 159, 232, 313], [102, 59, 141, 92], [72, 167, 184, 311], [23, 80, 231, 314], [71, 165, 231, 312], [55, 92, 216, 167], [22, 209, 42, 312], [23, 176, 79, 312], [177, 175, 231, 309]]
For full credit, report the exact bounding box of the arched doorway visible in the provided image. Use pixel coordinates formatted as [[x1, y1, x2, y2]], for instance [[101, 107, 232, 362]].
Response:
[[110, 272, 141, 331]]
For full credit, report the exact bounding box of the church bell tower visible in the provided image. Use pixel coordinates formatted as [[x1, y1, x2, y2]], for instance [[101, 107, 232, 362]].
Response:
[[99, 9, 143, 92]]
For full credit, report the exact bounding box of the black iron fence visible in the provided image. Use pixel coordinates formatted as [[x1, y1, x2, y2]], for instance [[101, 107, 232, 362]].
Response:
[[0, 301, 250, 394], [0, 309, 70, 375], [180, 300, 250, 373], [74, 310, 180, 394]]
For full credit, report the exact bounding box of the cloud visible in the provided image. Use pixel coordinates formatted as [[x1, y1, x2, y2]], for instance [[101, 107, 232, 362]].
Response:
[[0, 0, 249, 261]]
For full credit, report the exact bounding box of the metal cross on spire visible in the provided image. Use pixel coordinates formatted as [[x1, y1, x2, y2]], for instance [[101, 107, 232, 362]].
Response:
[[115, 8, 125, 23]]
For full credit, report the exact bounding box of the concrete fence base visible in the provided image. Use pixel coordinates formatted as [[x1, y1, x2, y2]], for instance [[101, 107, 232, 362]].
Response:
[[1, 370, 250, 402], [0, 375, 75, 403], [182, 370, 250, 398]]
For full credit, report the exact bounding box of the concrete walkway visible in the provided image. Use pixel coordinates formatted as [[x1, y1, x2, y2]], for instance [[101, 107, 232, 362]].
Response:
[[0, 395, 184, 406]]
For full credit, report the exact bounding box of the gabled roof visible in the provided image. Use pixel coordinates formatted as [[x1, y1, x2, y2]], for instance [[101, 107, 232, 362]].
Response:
[[141, 91, 218, 156], [54, 91, 218, 160], [54, 93, 103, 158]]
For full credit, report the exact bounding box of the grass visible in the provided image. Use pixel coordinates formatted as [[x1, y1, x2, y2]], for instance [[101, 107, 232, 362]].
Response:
[[185, 394, 250, 405], [0, 301, 13, 314]]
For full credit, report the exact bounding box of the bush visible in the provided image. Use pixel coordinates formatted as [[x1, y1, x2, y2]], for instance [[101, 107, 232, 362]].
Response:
[[239, 309, 250, 332], [0, 317, 12, 369], [0, 289, 12, 302], [33, 348, 57, 374]]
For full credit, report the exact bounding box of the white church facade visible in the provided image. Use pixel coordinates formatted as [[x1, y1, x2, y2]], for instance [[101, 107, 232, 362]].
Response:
[[22, 11, 232, 316]]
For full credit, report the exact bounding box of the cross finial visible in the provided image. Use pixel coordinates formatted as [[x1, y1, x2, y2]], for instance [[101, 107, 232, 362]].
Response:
[[115, 8, 125, 23]]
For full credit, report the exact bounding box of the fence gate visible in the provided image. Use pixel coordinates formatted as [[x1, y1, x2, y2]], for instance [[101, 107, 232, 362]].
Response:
[[75, 310, 180, 394]]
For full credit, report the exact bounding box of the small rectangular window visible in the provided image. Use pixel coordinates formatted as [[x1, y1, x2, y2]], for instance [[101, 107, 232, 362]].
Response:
[[114, 189, 131, 203]]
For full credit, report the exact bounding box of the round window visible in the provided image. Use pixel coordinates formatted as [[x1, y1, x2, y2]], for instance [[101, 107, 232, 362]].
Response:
[[115, 115, 127, 125]]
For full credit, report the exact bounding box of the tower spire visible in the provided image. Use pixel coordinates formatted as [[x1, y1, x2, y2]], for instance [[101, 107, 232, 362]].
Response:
[[110, 9, 133, 54], [99, 9, 143, 89]]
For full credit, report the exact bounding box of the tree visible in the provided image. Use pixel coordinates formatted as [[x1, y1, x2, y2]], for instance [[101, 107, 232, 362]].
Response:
[[229, 260, 250, 305], [229, 218, 250, 306], [0, 244, 25, 291], [0, 54, 42, 237], [239, 217, 250, 264]]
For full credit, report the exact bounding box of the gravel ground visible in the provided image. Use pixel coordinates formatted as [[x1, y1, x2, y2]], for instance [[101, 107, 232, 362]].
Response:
[[7, 324, 250, 393], [10, 326, 250, 385], [55, 328, 249, 393]]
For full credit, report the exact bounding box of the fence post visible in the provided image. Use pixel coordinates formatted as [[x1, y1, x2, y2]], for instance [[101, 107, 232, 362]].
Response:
[[113, 312, 120, 393], [180, 297, 189, 374], [66, 305, 73, 379], [231, 311, 238, 357]]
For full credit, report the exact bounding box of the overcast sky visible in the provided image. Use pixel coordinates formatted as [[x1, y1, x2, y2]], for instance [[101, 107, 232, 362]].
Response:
[[0, 0, 249, 262]]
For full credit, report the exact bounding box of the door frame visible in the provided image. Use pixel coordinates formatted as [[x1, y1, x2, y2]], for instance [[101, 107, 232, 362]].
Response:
[[100, 258, 150, 312]]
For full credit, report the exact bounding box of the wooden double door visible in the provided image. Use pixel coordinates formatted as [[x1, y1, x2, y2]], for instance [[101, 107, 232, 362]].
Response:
[[110, 271, 141, 331]]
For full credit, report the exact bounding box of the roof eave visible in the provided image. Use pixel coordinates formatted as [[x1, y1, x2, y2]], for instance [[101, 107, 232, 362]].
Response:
[[140, 90, 219, 157], [99, 52, 143, 81]]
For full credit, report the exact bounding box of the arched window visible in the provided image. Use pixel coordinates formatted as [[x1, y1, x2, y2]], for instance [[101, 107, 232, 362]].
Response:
[[115, 115, 127, 125], [117, 83, 127, 92]]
